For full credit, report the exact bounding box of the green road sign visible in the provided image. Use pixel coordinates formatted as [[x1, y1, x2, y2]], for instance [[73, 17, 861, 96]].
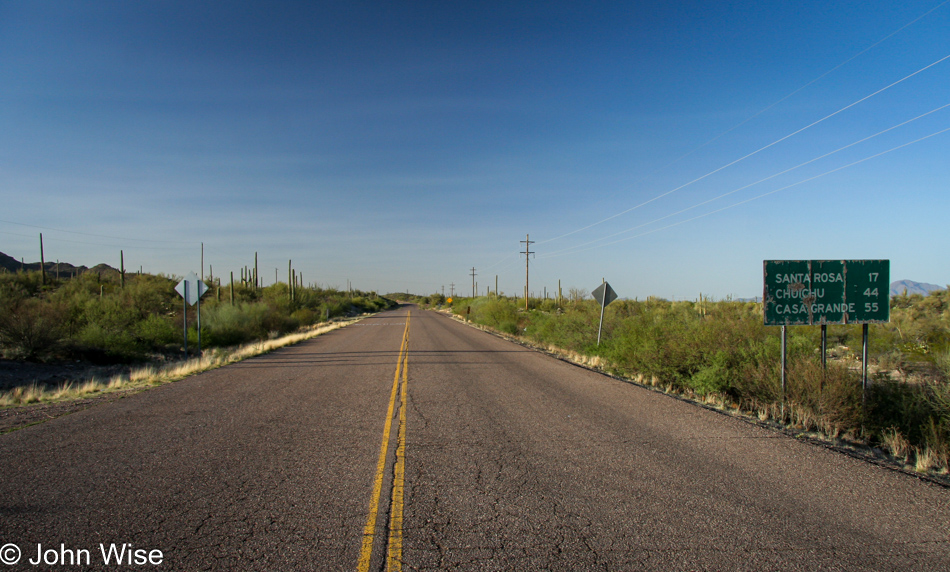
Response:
[[763, 260, 889, 325]]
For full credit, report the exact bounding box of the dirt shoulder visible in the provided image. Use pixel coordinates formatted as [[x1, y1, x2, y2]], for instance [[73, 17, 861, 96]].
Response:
[[0, 388, 145, 433], [0, 358, 134, 392]]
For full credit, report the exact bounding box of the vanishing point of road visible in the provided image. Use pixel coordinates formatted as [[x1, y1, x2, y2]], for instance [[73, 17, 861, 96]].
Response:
[[1, 304, 948, 570]]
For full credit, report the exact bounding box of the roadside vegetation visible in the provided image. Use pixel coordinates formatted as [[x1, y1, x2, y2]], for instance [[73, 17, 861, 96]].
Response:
[[426, 291, 950, 477], [0, 269, 392, 363], [0, 318, 361, 408], [0, 269, 394, 402]]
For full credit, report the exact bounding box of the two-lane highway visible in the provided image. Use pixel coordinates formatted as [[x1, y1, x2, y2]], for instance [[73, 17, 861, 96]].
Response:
[[1, 305, 948, 570]]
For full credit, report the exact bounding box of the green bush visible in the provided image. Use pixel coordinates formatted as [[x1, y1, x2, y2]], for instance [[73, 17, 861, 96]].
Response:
[[690, 350, 736, 395], [75, 322, 144, 362], [135, 313, 179, 347], [0, 296, 66, 360]]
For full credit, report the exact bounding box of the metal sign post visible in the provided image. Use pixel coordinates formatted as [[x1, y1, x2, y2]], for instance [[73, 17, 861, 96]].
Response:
[[176, 273, 209, 358], [780, 325, 787, 419], [592, 281, 618, 346], [182, 282, 188, 358]]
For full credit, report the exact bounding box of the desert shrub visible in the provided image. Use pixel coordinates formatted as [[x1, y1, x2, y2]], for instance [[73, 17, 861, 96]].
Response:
[[0, 296, 66, 360], [0, 270, 47, 297], [75, 322, 144, 361], [690, 350, 736, 396], [201, 302, 272, 346], [476, 299, 519, 330], [785, 359, 862, 435], [135, 313, 179, 347], [867, 378, 943, 446], [291, 308, 316, 326]]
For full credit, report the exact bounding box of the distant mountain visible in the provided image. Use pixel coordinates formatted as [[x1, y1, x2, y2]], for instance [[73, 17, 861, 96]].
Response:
[[890, 280, 945, 297], [0, 251, 117, 278]]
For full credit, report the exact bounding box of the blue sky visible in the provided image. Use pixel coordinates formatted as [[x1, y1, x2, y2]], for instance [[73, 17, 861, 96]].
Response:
[[2, 1, 948, 299]]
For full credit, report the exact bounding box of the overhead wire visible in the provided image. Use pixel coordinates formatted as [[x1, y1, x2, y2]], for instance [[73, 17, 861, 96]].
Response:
[[542, 124, 950, 257], [536, 50, 950, 248], [535, 1, 950, 247], [640, 0, 950, 175], [539, 101, 950, 258]]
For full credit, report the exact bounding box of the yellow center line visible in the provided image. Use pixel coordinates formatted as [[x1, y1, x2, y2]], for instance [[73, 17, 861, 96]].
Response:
[[357, 311, 410, 572], [386, 326, 409, 571]]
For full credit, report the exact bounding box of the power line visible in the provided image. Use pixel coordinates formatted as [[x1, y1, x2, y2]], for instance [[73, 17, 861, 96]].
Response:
[[644, 0, 950, 175], [536, 49, 950, 247], [540, 100, 950, 259], [543, 124, 950, 257]]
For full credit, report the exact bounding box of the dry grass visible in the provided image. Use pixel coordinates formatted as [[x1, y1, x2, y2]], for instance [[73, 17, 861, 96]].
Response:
[[0, 318, 362, 408], [882, 427, 912, 463]]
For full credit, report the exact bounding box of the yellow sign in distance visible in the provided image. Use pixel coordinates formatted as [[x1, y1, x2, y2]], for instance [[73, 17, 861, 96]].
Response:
[[447, 297, 453, 303]]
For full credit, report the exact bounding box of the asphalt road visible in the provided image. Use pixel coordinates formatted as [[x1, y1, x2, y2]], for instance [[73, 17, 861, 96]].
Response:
[[1, 304, 948, 571]]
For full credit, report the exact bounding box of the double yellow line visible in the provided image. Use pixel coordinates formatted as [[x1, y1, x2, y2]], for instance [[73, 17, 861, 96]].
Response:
[[357, 312, 410, 572]]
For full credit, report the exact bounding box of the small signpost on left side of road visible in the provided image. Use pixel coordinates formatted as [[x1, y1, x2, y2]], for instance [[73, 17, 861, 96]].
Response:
[[176, 273, 209, 357], [592, 280, 618, 346]]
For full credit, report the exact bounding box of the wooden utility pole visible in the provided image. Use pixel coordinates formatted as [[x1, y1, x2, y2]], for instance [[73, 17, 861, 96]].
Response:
[[254, 252, 258, 290], [520, 234, 534, 310], [120, 250, 125, 288], [230, 271, 234, 305], [39, 233, 46, 285], [470, 267, 477, 298], [450, 283, 455, 297]]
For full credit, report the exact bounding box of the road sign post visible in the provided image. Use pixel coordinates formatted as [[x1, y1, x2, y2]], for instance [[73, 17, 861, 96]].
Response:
[[592, 281, 618, 346], [176, 273, 209, 358], [182, 282, 188, 357]]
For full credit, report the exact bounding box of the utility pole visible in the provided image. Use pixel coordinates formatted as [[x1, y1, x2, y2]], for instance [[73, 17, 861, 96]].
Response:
[[450, 283, 455, 297], [470, 267, 477, 298], [520, 234, 534, 310], [39, 233, 46, 285]]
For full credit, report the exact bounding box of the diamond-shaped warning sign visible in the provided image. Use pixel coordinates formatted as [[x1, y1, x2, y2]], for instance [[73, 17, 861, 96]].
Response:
[[175, 272, 208, 306]]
